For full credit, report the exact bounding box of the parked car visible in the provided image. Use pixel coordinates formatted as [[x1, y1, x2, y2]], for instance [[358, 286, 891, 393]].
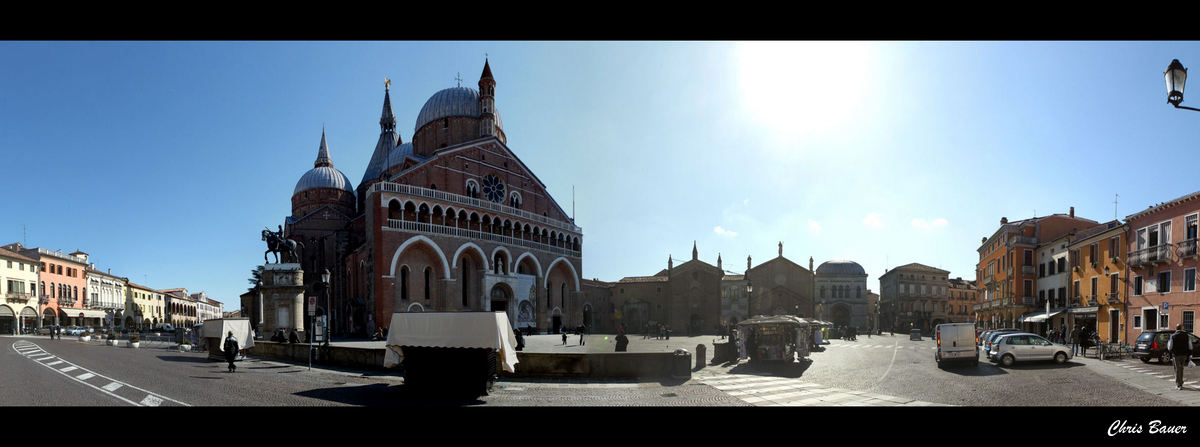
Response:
[[935, 323, 978, 367], [909, 329, 922, 340], [982, 329, 1023, 354], [988, 332, 1073, 366], [37, 326, 52, 335], [1133, 330, 1200, 364]]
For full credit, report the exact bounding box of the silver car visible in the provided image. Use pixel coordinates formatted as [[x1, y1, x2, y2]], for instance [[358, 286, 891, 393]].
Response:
[[988, 333, 1073, 367]]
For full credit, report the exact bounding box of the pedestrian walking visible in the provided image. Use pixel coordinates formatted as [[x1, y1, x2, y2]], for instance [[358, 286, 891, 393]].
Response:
[[514, 327, 525, 352], [561, 330, 567, 345], [615, 331, 629, 352], [578, 325, 585, 346], [223, 331, 239, 373], [1168, 324, 1193, 390]]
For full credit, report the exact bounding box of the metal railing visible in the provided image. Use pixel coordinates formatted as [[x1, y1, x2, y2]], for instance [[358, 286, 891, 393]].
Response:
[[369, 181, 583, 235], [1129, 245, 1173, 266], [385, 219, 581, 258], [5, 292, 33, 300], [1022, 265, 1036, 275]]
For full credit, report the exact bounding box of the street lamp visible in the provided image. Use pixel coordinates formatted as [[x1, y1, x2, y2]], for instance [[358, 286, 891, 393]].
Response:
[[321, 268, 331, 347], [1165, 59, 1200, 112], [745, 281, 754, 316]]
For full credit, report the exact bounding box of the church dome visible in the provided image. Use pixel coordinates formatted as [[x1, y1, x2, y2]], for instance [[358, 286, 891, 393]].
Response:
[[816, 260, 866, 276], [414, 87, 502, 133], [294, 166, 355, 195]]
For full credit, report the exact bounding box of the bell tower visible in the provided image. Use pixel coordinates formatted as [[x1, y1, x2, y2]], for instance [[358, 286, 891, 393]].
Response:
[[478, 59, 496, 138]]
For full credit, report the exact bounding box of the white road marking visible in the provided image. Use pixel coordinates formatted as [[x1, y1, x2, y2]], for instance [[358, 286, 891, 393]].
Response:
[[11, 341, 190, 407]]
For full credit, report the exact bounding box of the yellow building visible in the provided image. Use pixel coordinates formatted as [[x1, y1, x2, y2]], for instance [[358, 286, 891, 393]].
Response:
[[1067, 220, 1128, 344], [126, 283, 165, 330]]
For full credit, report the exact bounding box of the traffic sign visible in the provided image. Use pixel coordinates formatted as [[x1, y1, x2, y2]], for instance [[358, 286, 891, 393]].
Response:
[[308, 296, 317, 316], [1162, 302, 1169, 311]]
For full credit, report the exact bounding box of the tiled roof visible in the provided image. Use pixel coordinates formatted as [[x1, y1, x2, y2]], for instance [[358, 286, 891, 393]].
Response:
[[618, 276, 668, 283], [0, 246, 38, 263], [1126, 190, 1200, 222], [1070, 220, 1122, 244]]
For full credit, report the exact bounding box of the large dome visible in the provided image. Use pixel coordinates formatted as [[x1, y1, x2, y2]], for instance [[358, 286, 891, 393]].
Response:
[[294, 166, 354, 195], [414, 87, 502, 133], [816, 260, 866, 276]]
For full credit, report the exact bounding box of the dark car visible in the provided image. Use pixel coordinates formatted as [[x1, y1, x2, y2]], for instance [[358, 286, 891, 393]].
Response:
[[1133, 330, 1200, 364]]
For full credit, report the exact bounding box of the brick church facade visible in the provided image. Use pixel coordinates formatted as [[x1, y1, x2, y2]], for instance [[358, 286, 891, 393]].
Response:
[[283, 61, 583, 336]]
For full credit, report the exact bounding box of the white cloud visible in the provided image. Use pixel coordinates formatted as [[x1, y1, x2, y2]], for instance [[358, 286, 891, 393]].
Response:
[[862, 212, 885, 229], [714, 226, 738, 237], [808, 219, 823, 232], [912, 218, 949, 230]]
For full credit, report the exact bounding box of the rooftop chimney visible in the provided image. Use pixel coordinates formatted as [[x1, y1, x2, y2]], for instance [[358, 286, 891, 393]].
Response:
[[1001, 217, 1008, 224], [1070, 206, 1074, 217]]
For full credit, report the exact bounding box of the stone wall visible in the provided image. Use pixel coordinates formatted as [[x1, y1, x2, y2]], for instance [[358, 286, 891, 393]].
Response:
[[246, 342, 683, 379]]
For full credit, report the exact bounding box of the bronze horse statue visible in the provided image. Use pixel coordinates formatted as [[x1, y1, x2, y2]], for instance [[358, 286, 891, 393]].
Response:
[[263, 228, 303, 264]]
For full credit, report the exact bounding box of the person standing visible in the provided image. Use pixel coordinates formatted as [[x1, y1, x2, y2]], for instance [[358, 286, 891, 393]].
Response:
[[561, 329, 567, 345], [615, 331, 629, 352], [223, 331, 239, 373], [1168, 324, 1193, 390], [1075, 324, 1084, 355], [514, 327, 525, 352], [578, 325, 585, 346]]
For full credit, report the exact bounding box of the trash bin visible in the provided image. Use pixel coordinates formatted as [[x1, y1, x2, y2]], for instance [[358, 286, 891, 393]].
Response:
[[672, 349, 692, 379]]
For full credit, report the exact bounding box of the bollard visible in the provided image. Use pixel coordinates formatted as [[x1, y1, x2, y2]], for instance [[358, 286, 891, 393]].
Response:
[[695, 344, 706, 369]]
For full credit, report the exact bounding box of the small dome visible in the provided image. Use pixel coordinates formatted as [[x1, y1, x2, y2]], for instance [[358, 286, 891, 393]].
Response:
[[816, 260, 866, 276], [294, 166, 354, 195], [414, 87, 503, 134]]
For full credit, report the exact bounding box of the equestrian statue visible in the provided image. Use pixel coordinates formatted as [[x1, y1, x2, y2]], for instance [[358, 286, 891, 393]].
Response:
[[262, 225, 303, 264]]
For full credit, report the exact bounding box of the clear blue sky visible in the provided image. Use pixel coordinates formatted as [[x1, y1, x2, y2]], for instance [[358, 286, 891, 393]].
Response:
[[4, 41, 1200, 310]]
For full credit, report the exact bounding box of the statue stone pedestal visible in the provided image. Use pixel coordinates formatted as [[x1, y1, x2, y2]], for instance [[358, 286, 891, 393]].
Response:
[[259, 263, 306, 340]]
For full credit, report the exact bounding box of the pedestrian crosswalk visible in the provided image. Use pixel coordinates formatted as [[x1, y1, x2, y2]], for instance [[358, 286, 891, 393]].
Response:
[[693, 371, 951, 407], [1113, 360, 1200, 387], [11, 341, 190, 407]]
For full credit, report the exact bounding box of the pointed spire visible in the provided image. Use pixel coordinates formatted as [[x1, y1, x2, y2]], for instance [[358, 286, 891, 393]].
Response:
[[481, 58, 493, 80], [314, 127, 333, 168], [718, 253, 722, 270], [692, 241, 698, 261], [380, 78, 396, 132]]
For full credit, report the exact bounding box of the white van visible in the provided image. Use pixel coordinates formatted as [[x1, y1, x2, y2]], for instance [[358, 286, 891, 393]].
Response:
[[935, 323, 978, 367]]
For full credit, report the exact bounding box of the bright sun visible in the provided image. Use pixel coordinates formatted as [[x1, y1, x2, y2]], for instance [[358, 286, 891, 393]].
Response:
[[737, 41, 875, 141]]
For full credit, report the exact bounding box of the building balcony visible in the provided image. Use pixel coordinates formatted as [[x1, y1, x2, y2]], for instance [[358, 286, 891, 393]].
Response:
[[1010, 236, 1037, 246], [1087, 295, 1098, 306], [1106, 293, 1121, 304], [1178, 239, 1198, 259], [1021, 265, 1036, 275], [369, 181, 582, 235], [1129, 245, 1173, 268], [386, 219, 581, 258]]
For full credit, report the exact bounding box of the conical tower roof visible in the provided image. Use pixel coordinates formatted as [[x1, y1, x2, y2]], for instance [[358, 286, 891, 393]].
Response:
[[314, 127, 333, 168]]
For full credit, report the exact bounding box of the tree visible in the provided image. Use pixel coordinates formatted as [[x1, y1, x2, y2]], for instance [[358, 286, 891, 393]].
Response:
[[247, 265, 264, 293]]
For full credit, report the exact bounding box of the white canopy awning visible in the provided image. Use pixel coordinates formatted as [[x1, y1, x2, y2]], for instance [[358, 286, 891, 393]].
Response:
[[70, 309, 109, 319], [1021, 309, 1065, 323], [384, 311, 518, 372]]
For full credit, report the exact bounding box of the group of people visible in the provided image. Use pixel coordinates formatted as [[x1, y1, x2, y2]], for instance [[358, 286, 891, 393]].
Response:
[[642, 323, 671, 340], [1046, 326, 1098, 356], [270, 328, 302, 344]]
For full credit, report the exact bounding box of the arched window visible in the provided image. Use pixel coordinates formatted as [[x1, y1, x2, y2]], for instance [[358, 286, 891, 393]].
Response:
[[400, 266, 409, 301], [424, 267, 432, 301], [49, 283, 55, 298]]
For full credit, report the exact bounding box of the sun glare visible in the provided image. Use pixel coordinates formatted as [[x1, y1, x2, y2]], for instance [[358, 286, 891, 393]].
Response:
[[737, 41, 874, 141]]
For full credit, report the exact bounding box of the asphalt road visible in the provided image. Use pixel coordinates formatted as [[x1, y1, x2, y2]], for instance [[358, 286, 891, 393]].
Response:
[[4, 333, 1192, 407]]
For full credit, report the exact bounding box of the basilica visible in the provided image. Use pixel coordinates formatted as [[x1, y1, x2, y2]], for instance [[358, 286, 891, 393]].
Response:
[[276, 60, 583, 337]]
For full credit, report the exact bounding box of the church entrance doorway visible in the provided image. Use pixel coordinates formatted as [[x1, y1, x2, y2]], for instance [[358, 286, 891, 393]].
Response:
[[831, 304, 851, 329], [490, 284, 511, 313]]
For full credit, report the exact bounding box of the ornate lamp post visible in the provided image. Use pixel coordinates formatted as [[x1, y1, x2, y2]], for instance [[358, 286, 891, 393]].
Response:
[[321, 269, 331, 347], [1165, 59, 1200, 112]]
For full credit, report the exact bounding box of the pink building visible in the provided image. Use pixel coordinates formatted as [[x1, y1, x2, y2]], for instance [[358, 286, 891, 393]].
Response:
[[1124, 190, 1200, 342]]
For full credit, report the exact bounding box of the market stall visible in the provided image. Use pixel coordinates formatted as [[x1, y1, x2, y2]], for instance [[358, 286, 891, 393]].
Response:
[[384, 311, 519, 398], [201, 318, 254, 362]]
